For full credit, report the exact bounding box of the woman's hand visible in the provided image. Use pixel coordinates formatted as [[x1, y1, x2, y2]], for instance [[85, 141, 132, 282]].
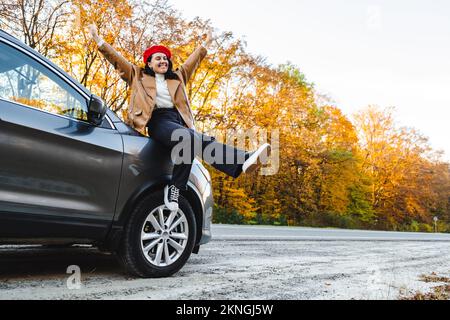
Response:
[[202, 28, 213, 48], [87, 23, 101, 43]]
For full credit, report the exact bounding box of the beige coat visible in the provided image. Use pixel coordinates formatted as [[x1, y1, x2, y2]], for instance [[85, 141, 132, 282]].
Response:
[[98, 42, 207, 134]]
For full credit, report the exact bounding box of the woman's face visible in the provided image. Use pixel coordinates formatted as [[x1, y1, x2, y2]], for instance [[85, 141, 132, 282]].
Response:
[[148, 53, 169, 74]]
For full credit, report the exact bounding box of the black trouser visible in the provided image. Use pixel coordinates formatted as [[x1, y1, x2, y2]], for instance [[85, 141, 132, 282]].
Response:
[[147, 108, 248, 190]]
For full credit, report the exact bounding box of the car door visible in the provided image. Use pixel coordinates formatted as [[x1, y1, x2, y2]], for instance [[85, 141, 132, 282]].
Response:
[[0, 39, 123, 240]]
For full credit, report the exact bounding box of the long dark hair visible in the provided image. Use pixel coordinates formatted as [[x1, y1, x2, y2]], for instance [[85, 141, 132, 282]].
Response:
[[143, 55, 180, 80]]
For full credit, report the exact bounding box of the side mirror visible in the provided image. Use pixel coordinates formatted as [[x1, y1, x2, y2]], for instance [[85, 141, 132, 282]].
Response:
[[87, 94, 107, 126]]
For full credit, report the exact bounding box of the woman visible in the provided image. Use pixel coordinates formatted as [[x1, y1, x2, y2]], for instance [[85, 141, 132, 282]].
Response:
[[88, 24, 270, 212]]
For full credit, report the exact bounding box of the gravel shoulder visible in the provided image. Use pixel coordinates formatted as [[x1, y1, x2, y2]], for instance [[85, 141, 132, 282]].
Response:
[[0, 239, 449, 300]]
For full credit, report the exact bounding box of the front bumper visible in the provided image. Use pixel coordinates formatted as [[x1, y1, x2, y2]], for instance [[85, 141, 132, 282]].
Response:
[[190, 161, 213, 245], [199, 181, 213, 245]]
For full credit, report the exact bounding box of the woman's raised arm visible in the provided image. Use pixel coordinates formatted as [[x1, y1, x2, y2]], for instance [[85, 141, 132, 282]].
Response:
[[179, 28, 213, 84], [87, 24, 135, 84]]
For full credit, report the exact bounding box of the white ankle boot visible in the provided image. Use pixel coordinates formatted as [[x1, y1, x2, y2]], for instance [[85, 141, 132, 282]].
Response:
[[242, 143, 271, 174], [164, 185, 180, 212]]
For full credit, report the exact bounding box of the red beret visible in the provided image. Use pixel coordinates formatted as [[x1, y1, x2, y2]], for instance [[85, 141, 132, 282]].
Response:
[[143, 45, 172, 64]]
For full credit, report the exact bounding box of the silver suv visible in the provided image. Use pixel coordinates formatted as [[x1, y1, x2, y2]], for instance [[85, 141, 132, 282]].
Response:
[[0, 29, 213, 278]]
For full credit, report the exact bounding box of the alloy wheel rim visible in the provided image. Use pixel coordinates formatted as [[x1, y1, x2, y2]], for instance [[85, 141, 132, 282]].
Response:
[[140, 205, 189, 267]]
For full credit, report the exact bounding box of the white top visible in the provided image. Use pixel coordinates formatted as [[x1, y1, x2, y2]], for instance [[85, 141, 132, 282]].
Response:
[[155, 73, 174, 108]]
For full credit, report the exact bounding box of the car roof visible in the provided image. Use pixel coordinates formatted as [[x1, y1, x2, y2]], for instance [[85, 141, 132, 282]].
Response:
[[0, 29, 122, 123], [0, 29, 92, 97], [0, 29, 19, 41]]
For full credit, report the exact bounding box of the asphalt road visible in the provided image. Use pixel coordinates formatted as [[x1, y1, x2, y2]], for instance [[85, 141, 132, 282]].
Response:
[[0, 225, 449, 300], [211, 224, 450, 241]]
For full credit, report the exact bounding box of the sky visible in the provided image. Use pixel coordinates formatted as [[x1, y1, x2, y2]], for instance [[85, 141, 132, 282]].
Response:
[[168, 0, 450, 160]]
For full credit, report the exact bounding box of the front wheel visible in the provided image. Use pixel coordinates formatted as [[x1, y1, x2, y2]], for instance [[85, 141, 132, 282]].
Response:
[[117, 191, 197, 278]]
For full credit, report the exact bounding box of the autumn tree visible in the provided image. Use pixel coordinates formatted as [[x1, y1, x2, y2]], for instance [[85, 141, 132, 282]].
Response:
[[1, 0, 448, 231], [0, 0, 71, 57]]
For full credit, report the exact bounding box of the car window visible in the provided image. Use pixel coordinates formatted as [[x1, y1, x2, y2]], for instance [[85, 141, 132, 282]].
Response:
[[0, 41, 88, 121]]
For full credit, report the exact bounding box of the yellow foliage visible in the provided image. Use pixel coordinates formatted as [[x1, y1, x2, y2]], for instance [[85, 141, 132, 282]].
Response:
[[3, 0, 448, 230]]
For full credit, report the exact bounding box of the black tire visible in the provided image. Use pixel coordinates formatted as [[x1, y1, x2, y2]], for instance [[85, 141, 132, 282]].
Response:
[[117, 190, 197, 278]]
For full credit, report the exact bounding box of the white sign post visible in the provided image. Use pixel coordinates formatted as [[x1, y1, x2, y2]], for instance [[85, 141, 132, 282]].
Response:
[[433, 216, 438, 233]]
